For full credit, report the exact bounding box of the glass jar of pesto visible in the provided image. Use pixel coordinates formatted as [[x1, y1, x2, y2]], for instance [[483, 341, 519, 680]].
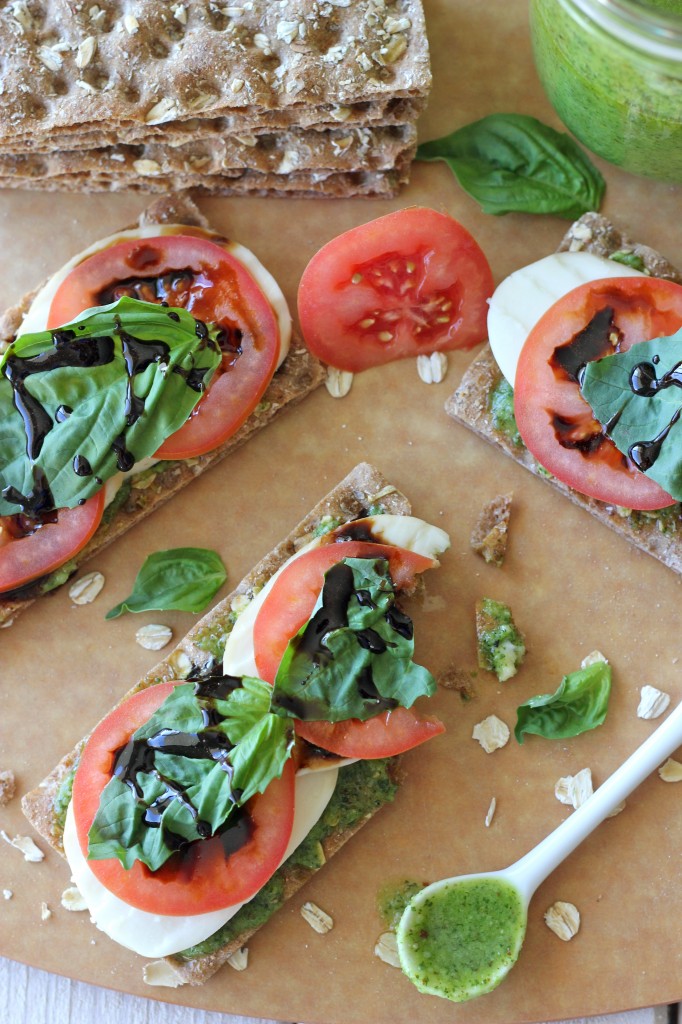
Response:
[[529, 0, 682, 182]]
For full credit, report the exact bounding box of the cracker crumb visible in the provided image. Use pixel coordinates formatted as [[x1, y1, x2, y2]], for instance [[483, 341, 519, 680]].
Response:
[[438, 665, 476, 700], [0, 769, 16, 806], [470, 493, 512, 567]]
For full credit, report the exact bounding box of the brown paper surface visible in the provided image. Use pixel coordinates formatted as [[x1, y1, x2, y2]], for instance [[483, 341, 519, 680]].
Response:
[[1, 1, 681, 1021]]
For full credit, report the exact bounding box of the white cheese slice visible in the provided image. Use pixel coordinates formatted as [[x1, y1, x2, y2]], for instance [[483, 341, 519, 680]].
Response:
[[487, 251, 645, 387], [222, 514, 451, 679], [63, 766, 338, 958], [18, 223, 292, 369]]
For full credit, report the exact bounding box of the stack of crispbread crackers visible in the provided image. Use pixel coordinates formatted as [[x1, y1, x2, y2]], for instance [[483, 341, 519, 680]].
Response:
[[0, 0, 430, 197]]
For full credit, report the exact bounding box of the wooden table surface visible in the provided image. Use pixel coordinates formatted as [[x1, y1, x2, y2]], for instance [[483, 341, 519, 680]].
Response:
[[1, 956, 675, 1024]]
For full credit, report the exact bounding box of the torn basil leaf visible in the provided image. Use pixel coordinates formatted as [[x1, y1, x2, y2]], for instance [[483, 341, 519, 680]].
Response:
[[0, 297, 222, 515], [580, 330, 682, 500], [88, 678, 293, 872], [105, 547, 227, 618], [271, 557, 436, 723], [416, 113, 605, 218], [514, 660, 612, 743]]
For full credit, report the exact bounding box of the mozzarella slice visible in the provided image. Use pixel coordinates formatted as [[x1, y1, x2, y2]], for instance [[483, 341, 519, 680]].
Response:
[[487, 251, 645, 387], [63, 766, 338, 958], [18, 222, 292, 369], [222, 514, 451, 679]]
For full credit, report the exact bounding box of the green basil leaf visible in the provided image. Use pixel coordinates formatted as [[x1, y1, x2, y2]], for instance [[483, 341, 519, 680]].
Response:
[[105, 547, 227, 618], [416, 113, 605, 218], [514, 660, 612, 743], [0, 297, 222, 515], [88, 679, 293, 872], [271, 557, 436, 723], [580, 330, 682, 500]]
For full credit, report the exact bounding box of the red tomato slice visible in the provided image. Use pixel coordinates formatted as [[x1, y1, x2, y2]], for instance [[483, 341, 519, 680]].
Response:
[[295, 708, 445, 759], [0, 490, 104, 594], [297, 207, 493, 372], [48, 233, 281, 459], [253, 541, 436, 686], [72, 681, 295, 915], [515, 276, 682, 510]]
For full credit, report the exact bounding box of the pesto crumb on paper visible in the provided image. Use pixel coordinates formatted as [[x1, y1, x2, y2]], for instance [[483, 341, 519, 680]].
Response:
[[475, 597, 526, 682]]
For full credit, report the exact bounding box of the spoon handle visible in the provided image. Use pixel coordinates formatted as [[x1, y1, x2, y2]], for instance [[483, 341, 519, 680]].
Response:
[[506, 700, 682, 900]]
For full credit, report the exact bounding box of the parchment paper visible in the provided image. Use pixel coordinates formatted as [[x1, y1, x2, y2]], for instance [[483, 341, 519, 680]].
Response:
[[0, 2, 680, 1022]]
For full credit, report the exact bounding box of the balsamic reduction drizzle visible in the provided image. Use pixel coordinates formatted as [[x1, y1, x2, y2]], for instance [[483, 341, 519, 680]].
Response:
[[1, 306, 215, 514], [624, 355, 682, 471], [111, 677, 252, 856], [271, 560, 405, 720], [550, 306, 620, 385]]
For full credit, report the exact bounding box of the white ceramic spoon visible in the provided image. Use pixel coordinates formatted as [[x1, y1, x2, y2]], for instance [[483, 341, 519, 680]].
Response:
[[396, 700, 682, 1003]]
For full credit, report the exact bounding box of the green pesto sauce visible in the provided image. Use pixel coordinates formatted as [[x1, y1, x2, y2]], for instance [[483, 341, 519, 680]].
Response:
[[53, 765, 77, 836], [530, 0, 682, 182], [400, 878, 526, 1002], [489, 377, 523, 448], [176, 758, 398, 960], [476, 598, 526, 683], [377, 879, 424, 930]]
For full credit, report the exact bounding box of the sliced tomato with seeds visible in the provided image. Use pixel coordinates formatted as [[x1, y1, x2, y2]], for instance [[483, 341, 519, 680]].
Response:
[[0, 490, 104, 594], [297, 207, 493, 372], [515, 276, 682, 510], [48, 234, 281, 459], [72, 681, 296, 916]]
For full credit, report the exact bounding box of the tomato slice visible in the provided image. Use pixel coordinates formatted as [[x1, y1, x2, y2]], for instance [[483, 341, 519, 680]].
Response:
[[72, 682, 295, 915], [253, 540, 436, 686], [48, 234, 281, 459], [0, 490, 104, 594], [297, 207, 493, 372], [253, 540, 444, 758], [295, 709, 445, 759], [515, 276, 682, 510]]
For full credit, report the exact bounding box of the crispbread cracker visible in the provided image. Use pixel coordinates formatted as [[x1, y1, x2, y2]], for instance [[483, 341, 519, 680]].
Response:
[[21, 461, 417, 985], [0, 190, 324, 626], [0, 1, 430, 145], [446, 213, 682, 577], [0, 97, 427, 155], [0, 157, 413, 197], [0, 124, 417, 180]]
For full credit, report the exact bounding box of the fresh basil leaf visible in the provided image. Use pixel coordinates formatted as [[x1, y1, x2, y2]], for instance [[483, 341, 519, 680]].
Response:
[[580, 331, 682, 500], [271, 557, 436, 723], [514, 660, 612, 743], [105, 547, 227, 618], [0, 297, 222, 515], [609, 251, 648, 273], [416, 113, 605, 218], [88, 679, 293, 872]]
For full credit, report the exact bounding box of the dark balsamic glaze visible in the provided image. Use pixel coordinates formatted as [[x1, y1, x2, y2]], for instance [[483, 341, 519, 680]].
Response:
[[629, 409, 681, 472], [272, 560, 406, 720], [2, 465, 56, 520], [551, 414, 608, 455], [110, 677, 253, 859], [73, 454, 93, 477], [550, 306, 620, 385], [3, 331, 115, 460], [330, 518, 382, 543]]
